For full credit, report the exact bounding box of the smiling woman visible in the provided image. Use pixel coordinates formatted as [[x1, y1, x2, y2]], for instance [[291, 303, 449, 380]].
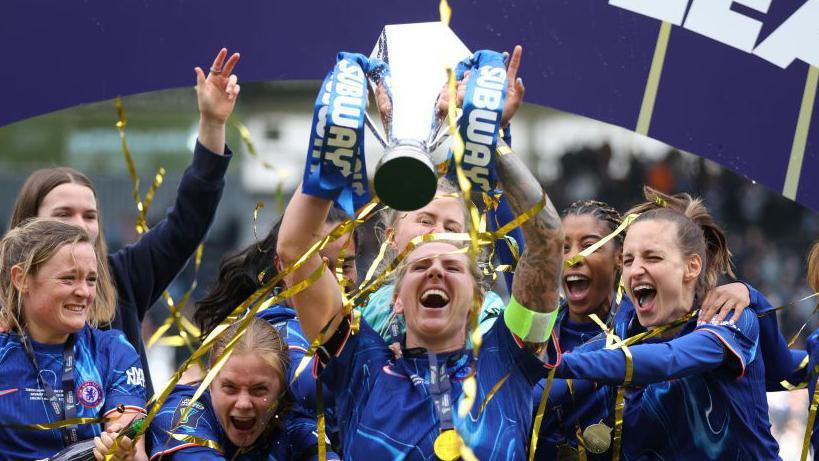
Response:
[[7, 48, 241, 398], [0, 219, 147, 461]]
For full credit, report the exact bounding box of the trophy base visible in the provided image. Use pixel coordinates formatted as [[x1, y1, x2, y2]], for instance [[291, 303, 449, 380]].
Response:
[[374, 143, 438, 211]]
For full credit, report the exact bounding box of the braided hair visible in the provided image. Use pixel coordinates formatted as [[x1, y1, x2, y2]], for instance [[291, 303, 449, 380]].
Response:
[[562, 200, 624, 247]]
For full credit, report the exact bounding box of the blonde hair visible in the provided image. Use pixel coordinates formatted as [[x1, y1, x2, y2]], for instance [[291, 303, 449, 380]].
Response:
[[0, 218, 115, 333], [210, 317, 289, 390]]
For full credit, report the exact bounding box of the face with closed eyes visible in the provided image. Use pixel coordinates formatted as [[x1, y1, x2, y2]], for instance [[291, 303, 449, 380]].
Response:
[[210, 352, 283, 448], [622, 220, 701, 327], [37, 183, 100, 243], [393, 242, 476, 352], [389, 196, 466, 254]]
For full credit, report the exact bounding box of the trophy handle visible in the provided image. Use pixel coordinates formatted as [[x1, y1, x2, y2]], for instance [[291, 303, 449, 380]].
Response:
[[365, 111, 388, 148], [428, 111, 462, 152]]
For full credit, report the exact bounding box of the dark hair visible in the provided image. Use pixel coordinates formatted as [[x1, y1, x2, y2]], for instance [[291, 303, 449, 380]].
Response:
[[194, 220, 284, 337], [626, 186, 733, 297], [10, 167, 116, 315], [562, 200, 624, 247], [194, 210, 358, 337], [327, 206, 361, 254]]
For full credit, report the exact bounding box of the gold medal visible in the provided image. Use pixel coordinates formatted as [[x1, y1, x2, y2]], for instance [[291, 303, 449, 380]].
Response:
[[433, 429, 463, 461], [582, 421, 612, 454]]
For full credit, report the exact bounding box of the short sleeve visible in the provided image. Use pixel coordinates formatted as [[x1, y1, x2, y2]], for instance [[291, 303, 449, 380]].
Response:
[[695, 308, 759, 378], [99, 331, 147, 418], [148, 388, 225, 460]]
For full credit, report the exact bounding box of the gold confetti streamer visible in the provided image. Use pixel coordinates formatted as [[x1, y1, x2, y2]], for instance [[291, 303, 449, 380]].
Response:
[[529, 367, 557, 461]]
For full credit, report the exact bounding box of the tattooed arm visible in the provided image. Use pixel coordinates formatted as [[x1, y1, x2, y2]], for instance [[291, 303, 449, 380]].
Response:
[[496, 141, 563, 317], [494, 46, 563, 320]]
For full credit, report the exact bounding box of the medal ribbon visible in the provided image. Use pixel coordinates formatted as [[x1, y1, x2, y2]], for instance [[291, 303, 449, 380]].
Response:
[[21, 334, 79, 446], [303, 53, 387, 216], [447, 50, 508, 193]]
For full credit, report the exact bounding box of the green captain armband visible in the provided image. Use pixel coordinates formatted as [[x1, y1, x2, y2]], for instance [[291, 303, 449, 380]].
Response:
[[504, 295, 558, 343]]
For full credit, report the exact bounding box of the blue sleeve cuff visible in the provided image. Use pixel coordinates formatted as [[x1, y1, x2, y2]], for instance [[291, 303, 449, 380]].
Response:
[[738, 280, 773, 313], [193, 140, 232, 182]]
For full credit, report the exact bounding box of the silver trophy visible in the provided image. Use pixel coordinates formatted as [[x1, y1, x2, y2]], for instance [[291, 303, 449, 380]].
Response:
[[367, 22, 471, 211]]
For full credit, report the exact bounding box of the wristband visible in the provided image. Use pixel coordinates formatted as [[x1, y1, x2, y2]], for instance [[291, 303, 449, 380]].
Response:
[[504, 295, 558, 343]]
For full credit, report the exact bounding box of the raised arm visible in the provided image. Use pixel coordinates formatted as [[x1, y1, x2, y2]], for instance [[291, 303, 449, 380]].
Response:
[[494, 46, 563, 315], [194, 48, 240, 155], [276, 188, 343, 342]]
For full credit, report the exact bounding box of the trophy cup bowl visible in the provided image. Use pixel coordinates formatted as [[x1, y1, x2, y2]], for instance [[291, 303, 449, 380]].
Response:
[[368, 22, 470, 211], [374, 140, 438, 211]]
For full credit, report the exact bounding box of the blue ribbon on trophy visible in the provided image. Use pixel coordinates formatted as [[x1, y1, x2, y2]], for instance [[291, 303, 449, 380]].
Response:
[[446, 50, 508, 194], [303, 52, 383, 216]]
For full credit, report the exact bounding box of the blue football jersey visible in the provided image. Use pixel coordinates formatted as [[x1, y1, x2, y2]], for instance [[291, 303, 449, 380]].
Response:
[[0, 326, 146, 460], [256, 305, 339, 450], [805, 329, 819, 457], [148, 384, 295, 461], [319, 311, 555, 460], [610, 305, 780, 460], [534, 299, 619, 460]]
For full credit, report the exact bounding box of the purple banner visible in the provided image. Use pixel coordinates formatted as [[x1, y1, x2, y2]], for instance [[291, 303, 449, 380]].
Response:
[[2, 0, 816, 211]]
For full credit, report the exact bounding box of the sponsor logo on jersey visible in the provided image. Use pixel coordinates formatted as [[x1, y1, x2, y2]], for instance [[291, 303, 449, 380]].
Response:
[[77, 381, 103, 408], [126, 367, 145, 388], [173, 398, 206, 429]]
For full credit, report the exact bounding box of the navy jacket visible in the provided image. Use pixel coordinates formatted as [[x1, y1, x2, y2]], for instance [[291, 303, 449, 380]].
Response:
[[107, 141, 230, 396]]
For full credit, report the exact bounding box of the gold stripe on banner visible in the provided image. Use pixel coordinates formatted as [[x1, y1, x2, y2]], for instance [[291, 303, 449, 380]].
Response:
[[783, 66, 819, 200], [636, 22, 672, 136]]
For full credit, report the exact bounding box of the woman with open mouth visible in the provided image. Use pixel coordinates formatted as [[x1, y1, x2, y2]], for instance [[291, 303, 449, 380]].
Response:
[[148, 317, 326, 460], [0, 219, 146, 461], [535, 194, 789, 459], [192, 210, 355, 458], [552, 190, 781, 459], [276, 45, 565, 460]]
